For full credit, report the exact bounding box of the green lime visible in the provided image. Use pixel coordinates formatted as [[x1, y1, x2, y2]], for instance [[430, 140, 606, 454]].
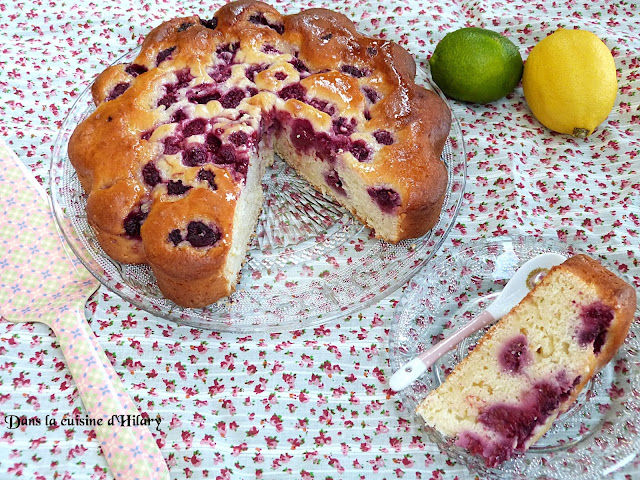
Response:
[[429, 27, 524, 104]]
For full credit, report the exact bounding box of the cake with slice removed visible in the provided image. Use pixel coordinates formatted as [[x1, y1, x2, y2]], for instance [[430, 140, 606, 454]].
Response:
[[415, 254, 636, 467], [68, 0, 451, 308]]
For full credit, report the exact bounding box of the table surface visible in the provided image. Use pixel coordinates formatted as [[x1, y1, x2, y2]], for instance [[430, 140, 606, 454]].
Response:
[[1, 0, 639, 479]]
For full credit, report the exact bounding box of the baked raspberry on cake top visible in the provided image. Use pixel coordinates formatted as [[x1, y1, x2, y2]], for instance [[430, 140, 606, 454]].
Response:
[[68, 0, 452, 307]]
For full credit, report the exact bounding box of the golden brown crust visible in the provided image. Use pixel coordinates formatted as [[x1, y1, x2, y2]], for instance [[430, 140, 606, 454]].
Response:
[[68, 0, 452, 306], [364, 87, 451, 240], [281, 4, 451, 242], [142, 189, 234, 279], [558, 254, 637, 370], [85, 178, 148, 264], [141, 187, 237, 308]]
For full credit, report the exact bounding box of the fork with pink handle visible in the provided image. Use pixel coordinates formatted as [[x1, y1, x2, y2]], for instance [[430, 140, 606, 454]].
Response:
[[0, 141, 169, 480]]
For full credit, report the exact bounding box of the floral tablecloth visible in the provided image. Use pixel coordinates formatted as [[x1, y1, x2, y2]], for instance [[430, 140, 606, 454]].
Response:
[[0, 0, 638, 479]]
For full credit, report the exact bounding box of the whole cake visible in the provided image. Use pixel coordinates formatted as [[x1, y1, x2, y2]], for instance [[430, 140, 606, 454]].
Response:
[[68, 0, 451, 308], [416, 254, 636, 467]]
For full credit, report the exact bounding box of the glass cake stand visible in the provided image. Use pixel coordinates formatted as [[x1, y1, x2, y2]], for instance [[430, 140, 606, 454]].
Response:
[[389, 235, 640, 479], [50, 46, 467, 331]]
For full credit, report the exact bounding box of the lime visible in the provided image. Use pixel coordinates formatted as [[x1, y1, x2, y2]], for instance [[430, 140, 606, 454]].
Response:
[[429, 27, 524, 104]]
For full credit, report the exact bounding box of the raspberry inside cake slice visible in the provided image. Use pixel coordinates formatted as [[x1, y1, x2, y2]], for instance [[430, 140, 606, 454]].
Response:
[[415, 254, 636, 467]]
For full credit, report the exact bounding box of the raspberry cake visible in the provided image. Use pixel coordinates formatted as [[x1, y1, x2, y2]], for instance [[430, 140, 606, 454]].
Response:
[[416, 254, 636, 467], [68, 0, 451, 308]]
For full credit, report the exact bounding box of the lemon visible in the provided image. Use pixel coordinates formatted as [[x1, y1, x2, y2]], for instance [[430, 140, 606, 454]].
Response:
[[429, 27, 524, 104], [522, 28, 617, 138]]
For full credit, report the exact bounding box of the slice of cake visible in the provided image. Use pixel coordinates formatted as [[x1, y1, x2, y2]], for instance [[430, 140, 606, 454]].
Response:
[[68, 0, 451, 307], [416, 254, 636, 467]]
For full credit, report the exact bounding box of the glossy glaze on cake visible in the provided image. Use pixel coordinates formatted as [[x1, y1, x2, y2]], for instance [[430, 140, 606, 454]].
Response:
[[68, 0, 451, 307], [416, 255, 636, 467]]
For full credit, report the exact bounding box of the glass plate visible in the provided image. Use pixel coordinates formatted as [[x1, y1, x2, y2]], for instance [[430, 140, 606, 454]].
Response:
[[49, 47, 467, 332], [389, 235, 640, 479]]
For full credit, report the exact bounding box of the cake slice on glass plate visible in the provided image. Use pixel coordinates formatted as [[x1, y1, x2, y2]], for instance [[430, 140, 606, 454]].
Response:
[[416, 254, 636, 467]]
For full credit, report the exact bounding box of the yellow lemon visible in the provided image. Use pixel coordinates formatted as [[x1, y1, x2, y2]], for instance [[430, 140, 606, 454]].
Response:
[[522, 28, 617, 138]]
